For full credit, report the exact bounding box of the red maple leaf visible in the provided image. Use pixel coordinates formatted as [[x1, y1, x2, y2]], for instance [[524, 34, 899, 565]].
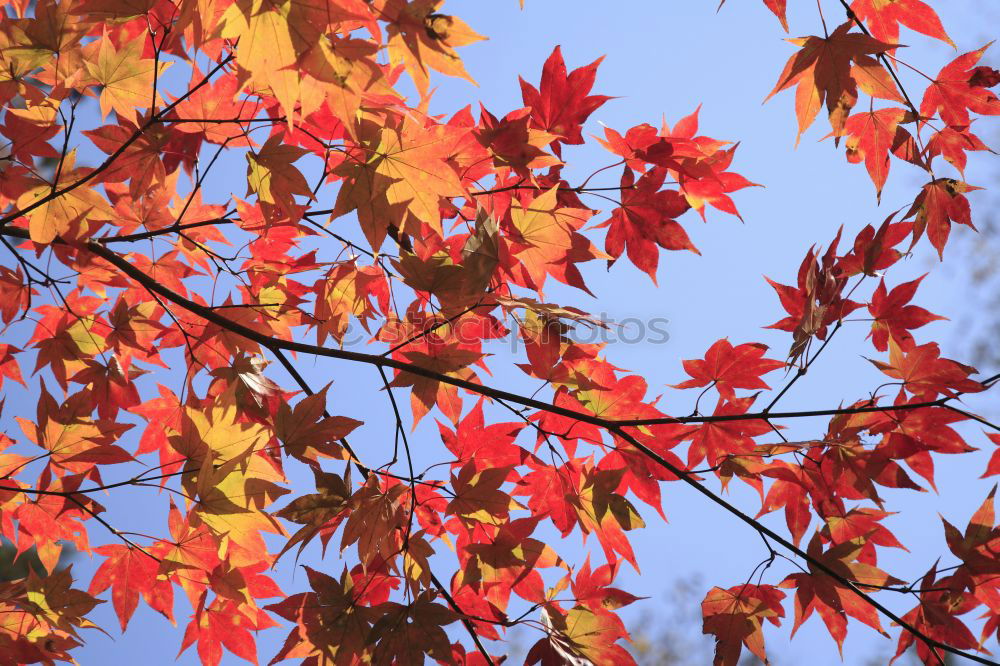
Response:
[[869, 340, 984, 398], [520, 45, 612, 153], [905, 178, 981, 258], [920, 44, 1000, 127], [673, 338, 786, 400], [867, 275, 945, 351], [88, 544, 174, 630], [601, 166, 694, 282], [850, 0, 953, 47]]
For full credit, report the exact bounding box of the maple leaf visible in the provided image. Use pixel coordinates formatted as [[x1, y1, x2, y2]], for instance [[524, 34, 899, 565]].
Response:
[[314, 259, 388, 346], [172, 69, 256, 146], [84, 119, 170, 200], [765, 239, 864, 363], [335, 112, 467, 248], [383, 0, 485, 95], [0, 266, 31, 325], [341, 477, 409, 566], [246, 132, 313, 218], [528, 605, 634, 666], [0, 343, 25, 391], [274, 385, 361, 465], [88, 544, 173, 631], [179, 599, 264, 666], [571, 557, 643, 612], [438, 399, 526, 468], [920, 44, 1000, 127], [17, 385, 134, 473], [686, 396, 772, 469], [836, 215, 912, 277], [572, 465, 646, 569], [519, 45, 612, 152], [702, 584, 786, 666], [15, 151, 114, 244], [21, 566, 104, 647], [869, 340, 983, 399], [219, 0, 303, 123], [601, 166, 694, 282], [892, 566, 980, 664], [475, 106, 563, 177], [781, 533, 901, 651], [446, 462, 521, 524], [850, 0, 953, 47], [389, 342, 481, 425], [655, 108, 758, 221], [369, 593, 457, 663], [274, 466, 351, 560], [266, 566, 375, 664], [924, 125, 991, 177], [507, 185, 605, 293], [169, 390, 271, 465], [766, 22, 896, 141], [673, 338, 785, 401], [455, 517, 565, 610], [842, 107, 921, 197], [904, 178, 981, 258], [0, 106, 60, 164], [941, 487, 1000, 576], [822, 507, 906, 551], [867, 275, 945, 351], [83, 32, 168, 122]]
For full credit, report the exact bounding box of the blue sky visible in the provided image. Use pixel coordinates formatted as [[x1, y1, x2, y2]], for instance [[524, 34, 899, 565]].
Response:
[[2, 0, 998, 664]]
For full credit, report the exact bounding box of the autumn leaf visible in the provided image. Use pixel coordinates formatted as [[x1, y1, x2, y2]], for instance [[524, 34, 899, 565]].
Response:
[[673, 338, 785, 400], [519, 45, 612, 152], [84, 32, 168, 122], [924, 125, 991, 177], [869, 340, 983, 398], [850, 0, 953, 47], [766, 22, 896, 141], [702, 584, 786, 666], [984, 434, 1000, 478], [686, 396, 772, 469], [179, 600, 263, 666], [920, 43, 1000, 127], [904, 177, 981, 258], [246, 132, 313, 217], [867, 275, 945, 351], [16, 151, 114, 244], [941, 486, 1000, 575], [384, 1, 485, 95], [841, 107, 921, 197], [369, 593, 457, 663], [508, 185, 605, 293], [601, 166, 694, 282], [780, 533, 900, 651], [274, 385, 361, 465], [89, 544, 173, 631], [892, 566, 980, 663], [172, 69, 256, 146], [219, 0, 302, 122], [274, 467, 351, 560], [528, 605, 633, 665]]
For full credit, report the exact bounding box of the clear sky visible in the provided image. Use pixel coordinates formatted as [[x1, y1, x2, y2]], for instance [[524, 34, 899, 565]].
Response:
[[3, 0, 998, 664]]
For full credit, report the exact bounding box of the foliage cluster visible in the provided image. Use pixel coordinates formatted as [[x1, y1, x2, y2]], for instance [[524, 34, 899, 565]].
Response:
[[0, 0, 998, 664]]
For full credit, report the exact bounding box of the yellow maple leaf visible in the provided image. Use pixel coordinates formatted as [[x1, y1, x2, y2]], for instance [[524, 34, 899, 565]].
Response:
[[84, 35, 168, 122]]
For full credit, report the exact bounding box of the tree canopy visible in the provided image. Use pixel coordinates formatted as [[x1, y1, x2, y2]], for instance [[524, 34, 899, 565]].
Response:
[[0, 0, 998, 664]]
